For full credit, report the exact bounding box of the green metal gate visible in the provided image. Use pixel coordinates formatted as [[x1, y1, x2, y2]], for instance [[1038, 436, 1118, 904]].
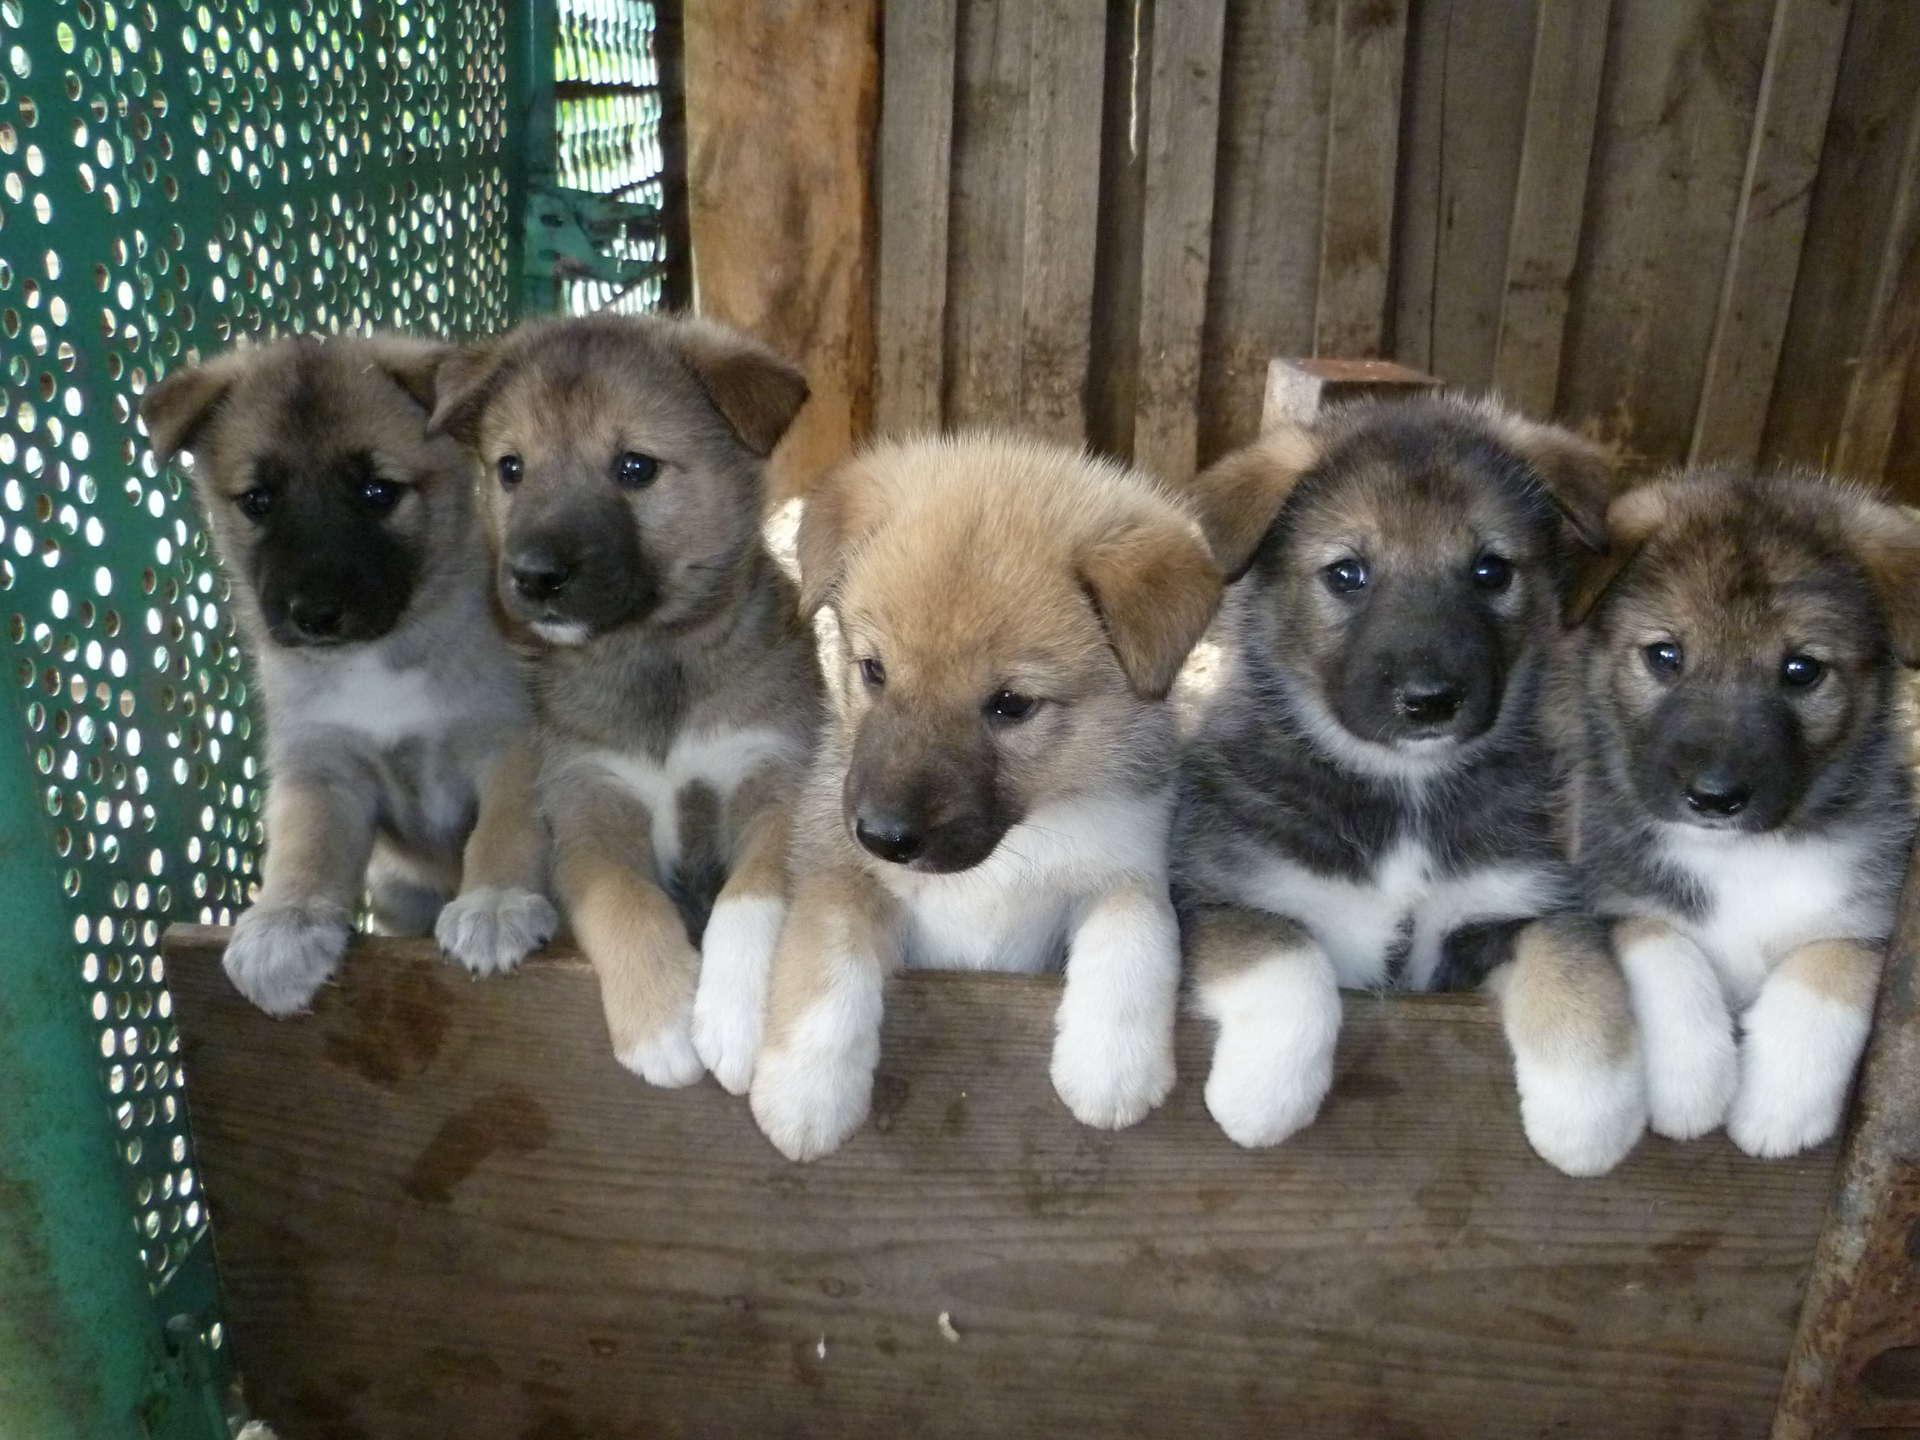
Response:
[[0, 2, 678, 1434]]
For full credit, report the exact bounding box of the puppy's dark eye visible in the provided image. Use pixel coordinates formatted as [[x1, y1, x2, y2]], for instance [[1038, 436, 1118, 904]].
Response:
[[1471, 553, 1513, 591], [858, 656, 885, 688], [985, 689, 1038, 723], [614, 451, 658, 489], [236, 486, 272, 521], [1323, 558, 1368, 595], [358, 477, 402, 513], [497, 455, 523, 489], [1781, 654, 1824, 689], [1644, 641, 1683, 678]]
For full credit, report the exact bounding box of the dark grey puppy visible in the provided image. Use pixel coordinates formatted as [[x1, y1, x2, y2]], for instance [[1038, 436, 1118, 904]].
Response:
[[1566, 467, 1918, 1158], [1172, 394, 1646, 1176]]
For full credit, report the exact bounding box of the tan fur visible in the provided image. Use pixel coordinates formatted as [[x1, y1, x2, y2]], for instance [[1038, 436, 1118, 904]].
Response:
[[1498, 917, 1637, 1067], [763, 865, 903, 1044], [257, 774, 376, 919], [1184, 905, 1316, 985], [1777, 937, 1882, 1011], [460, 736, 546, 893], [1183, 422, 1322, 579]]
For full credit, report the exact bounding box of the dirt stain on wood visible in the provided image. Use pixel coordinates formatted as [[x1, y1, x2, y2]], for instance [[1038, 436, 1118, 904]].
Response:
[[403, 1086, 552, 1204], [321, 961, 453, 1087]]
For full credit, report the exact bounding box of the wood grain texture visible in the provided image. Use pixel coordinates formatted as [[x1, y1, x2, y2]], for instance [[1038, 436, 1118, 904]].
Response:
[[1314, 0, 1410, 360], [1132, 0, 1227, 480], [1391, 0, 1536, 389], [168, 926, 1836, 1440], [684, 0, 879, 501], [1196, 0, 1337, 462], [1689, 0, 1851, 465], [873, 0, 959, 436], [1017, 0, 1106, 443], [1492, 0, 1613, 418], [1558, 0, 1775, 462]]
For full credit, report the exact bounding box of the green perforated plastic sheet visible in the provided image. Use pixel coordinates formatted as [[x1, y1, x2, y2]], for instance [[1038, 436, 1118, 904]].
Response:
[[0, 0, 524, 1403]]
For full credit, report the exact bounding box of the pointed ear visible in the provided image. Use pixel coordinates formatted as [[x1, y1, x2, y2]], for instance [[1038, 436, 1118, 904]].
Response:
[[1078, 512, 1224, 699], [357, 334, 454, 412], [795, 455, 888, 616], [1179, 422, 1321, 581], [140, 350, 250, 462], [1842, 495, 1920, 667], [672, 319, 810, 457], [425, 343, 506, 445], [1485, 409, 1617, 552], [1565, 481, 1675, 625]]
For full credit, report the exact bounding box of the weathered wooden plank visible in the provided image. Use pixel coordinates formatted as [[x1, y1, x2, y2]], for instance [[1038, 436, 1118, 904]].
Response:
[[944, 0, 1032, 429], [1017, 0, 1106, 444], [1763, 0, 1920, 474], [1132, 0, 1228, 480], [684, 0, 879, 500], [1830, 146, 1920, 481], [1690, 0, 1851, 465], [1264, 357, 1442, 427], [1392, 0, 1537, 390], [1085, 0, 1149, 460], [1492, 0, 1613, 417], [873, 0, 960, 436], [1196, 0, 1338, 462], [1314, 0, 1411, 361], [168, 926, 1836, 1440], [1559, 0, 1775, 463]]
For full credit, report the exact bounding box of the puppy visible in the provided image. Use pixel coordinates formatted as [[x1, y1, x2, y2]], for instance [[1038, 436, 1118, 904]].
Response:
[[1173, 395, 1647, 1176], [747, 433, 1224, 1161], [141, 334, 555, 1015], [426, 314, 820, 1092], [1566, 468, 1918, 1157]]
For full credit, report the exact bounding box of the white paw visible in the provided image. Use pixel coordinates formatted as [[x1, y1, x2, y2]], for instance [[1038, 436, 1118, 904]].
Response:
[[617, 1010, 705, 1088], [1725, 981, 1867, 1159], [692, 897, 783, 1095], [434, 886, 558, 978], [1049, 1015, 1176, 1131], [1644, 1020, 1738, 1141], [750, 1040, 875, 1162], [223, 904, 351, 1017], [1514, 1054, 1647, 1177], [1195, 946, 1341, 1148]]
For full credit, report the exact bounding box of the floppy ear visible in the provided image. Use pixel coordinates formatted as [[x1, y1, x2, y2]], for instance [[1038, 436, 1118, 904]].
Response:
[[1486, 410, 1617, 552], [794, 455, 889, 616], [672, 320, 810, 458], [1078, 513, 1224, 699], [425, 343, 506, 445], [140, 350, 250, 462], [1178, 422, 1321, 581], [357, 334, 454, 412], [1842, 496, 1920, 667], [1564, 481, 1675, 625]]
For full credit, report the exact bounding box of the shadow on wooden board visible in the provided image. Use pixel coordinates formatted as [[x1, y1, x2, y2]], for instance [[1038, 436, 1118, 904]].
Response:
[[164, 926, 1841, 1440]]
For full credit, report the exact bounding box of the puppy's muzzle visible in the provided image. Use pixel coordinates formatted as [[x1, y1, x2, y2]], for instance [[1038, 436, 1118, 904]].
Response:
[[845, 712, 1010, 874]]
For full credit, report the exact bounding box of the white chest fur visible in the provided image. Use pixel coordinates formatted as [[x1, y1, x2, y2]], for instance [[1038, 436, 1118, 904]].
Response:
[[1658, 828, 1879, 1009], [581, 727, 801, 876], [1228, 839, 1564, 990], [887, 789, 1173, 973], [279, 651, 454, 747]]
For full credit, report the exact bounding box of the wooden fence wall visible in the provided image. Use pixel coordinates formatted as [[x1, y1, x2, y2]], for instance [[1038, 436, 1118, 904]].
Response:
[[688, 1, 1920, 497]]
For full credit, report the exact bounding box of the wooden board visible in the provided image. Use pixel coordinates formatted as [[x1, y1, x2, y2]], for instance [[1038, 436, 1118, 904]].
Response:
[[1491, 0, 1612, 418], [683, 0, 879, 501], [168, 927, 1837, 1440], [872, 0, 959, 436]]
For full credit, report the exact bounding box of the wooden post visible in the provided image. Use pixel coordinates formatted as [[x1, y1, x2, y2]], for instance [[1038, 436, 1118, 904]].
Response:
[[1262, 356, 1441, 429]]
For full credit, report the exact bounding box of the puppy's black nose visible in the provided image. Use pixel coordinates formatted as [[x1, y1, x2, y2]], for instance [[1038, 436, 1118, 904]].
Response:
[[854, 813, 924, 865], [1684, 769, 1752, 817], [1397, 679, 1463, 726], [509, 553, 571, 602], [286, 593, 344, 639]]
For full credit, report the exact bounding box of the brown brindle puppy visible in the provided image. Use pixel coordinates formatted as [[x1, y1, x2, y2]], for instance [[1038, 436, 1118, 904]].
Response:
[[1566, 467, 1919, 1157], [749, 433, 1224, 1162], [428, 314, 821, 1092], [142, 334, 552, 1016]]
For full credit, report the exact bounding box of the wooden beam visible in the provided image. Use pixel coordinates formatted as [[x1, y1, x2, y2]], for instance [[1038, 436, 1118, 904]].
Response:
[[1690, 0, 1851, 465], [1492, 0, 1612, 417], [1131, 0, 1227, 480], [684, 0, 879, 502], [873, 0, 959, 436], [1017, 0, 1106, 443], [1314, 0, 1411, 360], [168, 925, 1835, 1439]]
